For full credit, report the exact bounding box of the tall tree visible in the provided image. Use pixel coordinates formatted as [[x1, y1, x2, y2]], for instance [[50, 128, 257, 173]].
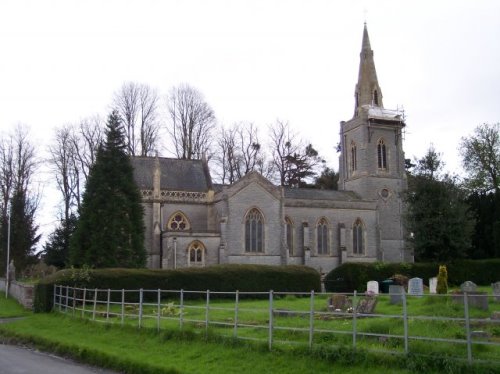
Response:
[[0, 125, 40, 274], [69, 111, 146, 268], [42, 214, 77, 268], [113, 82, 160, 156], [405, 146, 473, 261], [167, 84, 216, 160], [460, 123, 500, 194], [314, 167, 339, 190], [269, 120, 324, 187]]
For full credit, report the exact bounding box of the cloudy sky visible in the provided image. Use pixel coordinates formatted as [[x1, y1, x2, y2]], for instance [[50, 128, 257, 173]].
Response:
[[1, 0, 500, 243]]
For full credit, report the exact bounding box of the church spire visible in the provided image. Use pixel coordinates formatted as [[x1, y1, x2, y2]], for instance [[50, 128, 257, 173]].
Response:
[[354, 23, 383, 116]]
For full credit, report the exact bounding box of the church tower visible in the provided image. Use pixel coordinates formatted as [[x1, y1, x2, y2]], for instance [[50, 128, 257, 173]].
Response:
[[339, 24, 410, 262]]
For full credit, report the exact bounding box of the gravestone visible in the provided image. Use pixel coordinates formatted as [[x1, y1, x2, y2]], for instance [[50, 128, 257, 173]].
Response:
[[389, 285, 404, 304], [408, 277, 424, 297], [327, 294, 351, 312], [356, 296, 377, 314], [366, 281, 379, 295], [492, 282, 500, 302], [451, 291, 489, 311], [460, 281, 477, 293], [429, 277, 437, 294]]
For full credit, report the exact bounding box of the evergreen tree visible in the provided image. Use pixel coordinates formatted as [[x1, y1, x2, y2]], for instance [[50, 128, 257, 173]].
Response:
[[69, 111, 145, 268], [405, 147, 474, 261], [42, 214, 77, 268]]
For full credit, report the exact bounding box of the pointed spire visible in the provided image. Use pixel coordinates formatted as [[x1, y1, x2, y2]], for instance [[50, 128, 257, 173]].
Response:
[[354, 23, 383, 116]]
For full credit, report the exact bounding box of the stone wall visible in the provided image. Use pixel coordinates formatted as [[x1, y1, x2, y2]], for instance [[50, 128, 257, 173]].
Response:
[[0, 278, 34, 309]]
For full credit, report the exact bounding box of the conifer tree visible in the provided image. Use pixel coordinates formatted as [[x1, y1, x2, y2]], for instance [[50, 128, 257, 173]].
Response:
[[69, 111, 145, 268]]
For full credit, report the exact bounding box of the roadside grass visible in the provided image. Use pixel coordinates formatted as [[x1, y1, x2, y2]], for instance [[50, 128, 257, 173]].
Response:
[[0, 294, 31, 318], [0, 313, 417, 374]]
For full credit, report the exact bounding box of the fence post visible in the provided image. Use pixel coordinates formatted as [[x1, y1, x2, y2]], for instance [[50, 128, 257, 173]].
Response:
[[59, 285, 62, 312], [139, 288, 143, 329], [121, 289, 125, 325], [233, 290, 239, 338], [92, 288, 97, 321], [205, 290, 210, 338], [53, 284, 56, 312], [106, 289, 111, 322], [82, 288, 86, 318], [352, 290, 357, 349], [65, 285, 69, 313], [402, 291, 409, 354], [157, 289, 161, 332], [309, 290, 315, 349], [464, 292, 472, 364], [179, 289, 184, 330], [72, 287, 76, 316], [268, 290, 274, 351]]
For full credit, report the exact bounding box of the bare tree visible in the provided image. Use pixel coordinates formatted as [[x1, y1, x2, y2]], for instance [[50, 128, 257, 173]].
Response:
[[167, 84, 216, 160], [236, 122, 263, 177], [48, 125, 79, 223], [214, 126, 239, 184], [269, 120, 324, 187], [114, 82, 160, 156]]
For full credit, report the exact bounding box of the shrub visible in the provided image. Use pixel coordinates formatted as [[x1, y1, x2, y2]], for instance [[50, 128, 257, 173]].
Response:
[[34, 264, 320, 312], [324, 259, 500, 292], [436, 265, 448, 294]]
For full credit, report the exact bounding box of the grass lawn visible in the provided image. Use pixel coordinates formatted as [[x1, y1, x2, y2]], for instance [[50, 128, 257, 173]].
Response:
[[0, 296, 417, 374], [0, 294, 31, 318]]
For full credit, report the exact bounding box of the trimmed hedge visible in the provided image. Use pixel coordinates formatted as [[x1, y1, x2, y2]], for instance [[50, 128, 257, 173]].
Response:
[[325, 259, 500, 292], [34, 264, 320, 313]]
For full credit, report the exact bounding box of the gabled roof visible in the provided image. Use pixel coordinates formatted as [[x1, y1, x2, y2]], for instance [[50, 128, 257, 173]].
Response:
[[215, 171, 281, 200], [131, 156, 212, 191]]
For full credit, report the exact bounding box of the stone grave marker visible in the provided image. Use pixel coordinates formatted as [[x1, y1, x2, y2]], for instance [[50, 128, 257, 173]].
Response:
[[492, 282, 500, 302], [356, 296, 377, 314], [389, 285, 404, 304], [366, 281, 379, 295], [429, 277, 437, 294], [327, 294, 351, 312], [408, 277, 424, 297], [460, 281, 478, 293]]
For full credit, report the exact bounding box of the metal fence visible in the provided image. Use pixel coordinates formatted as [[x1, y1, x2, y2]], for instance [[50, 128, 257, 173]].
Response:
[[53, 285, 500, 365]]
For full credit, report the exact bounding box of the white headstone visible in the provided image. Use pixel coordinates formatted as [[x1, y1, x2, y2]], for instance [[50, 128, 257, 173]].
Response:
[[429, 277, 437, 294], [460, 281, 478, 293], [408, 277, 424, 297], [492, 281, 500, 302], [367, 281, 379, 295]]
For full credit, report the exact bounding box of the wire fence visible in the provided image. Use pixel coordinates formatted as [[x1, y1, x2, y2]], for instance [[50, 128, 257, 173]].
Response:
[[53, 285, 500, 365]]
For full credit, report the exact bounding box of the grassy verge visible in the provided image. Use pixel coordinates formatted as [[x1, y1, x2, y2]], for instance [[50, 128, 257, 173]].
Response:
[[0, 294, 31, 318]]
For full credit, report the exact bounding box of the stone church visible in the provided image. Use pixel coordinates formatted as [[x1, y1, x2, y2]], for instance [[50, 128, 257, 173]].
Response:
[[132, 25, 411, 273]]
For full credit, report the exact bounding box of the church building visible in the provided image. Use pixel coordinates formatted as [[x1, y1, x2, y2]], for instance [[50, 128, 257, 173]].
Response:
[[132, 25, 411, 273]]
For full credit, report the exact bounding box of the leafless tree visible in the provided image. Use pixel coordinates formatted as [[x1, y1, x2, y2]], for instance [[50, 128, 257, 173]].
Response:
[[166, 84, 216, 160], [214, 126, 238, 184], [114, 82, 160, 156], [48, 125, 79, 223]]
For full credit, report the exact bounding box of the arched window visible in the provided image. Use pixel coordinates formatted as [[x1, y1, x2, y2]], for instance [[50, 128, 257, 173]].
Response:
[[317, 218, 328, 255], [187, 241, 205, 267], [373, 90, 379, 106], [350, 141, 357, 172], [167, 211, 190, 231], [245, 208, 264, 253], [285, 216, 294, 255], [353, 219, 364, 254], [377, 139, 387, 169]]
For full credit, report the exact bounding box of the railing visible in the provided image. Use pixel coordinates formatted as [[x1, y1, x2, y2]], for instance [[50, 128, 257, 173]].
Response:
[[53, 285, 500, 365]]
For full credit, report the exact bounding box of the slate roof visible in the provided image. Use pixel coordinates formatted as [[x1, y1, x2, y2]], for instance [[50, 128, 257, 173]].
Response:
[[131, 156, 212, 191], [284, 188, 361, 201]]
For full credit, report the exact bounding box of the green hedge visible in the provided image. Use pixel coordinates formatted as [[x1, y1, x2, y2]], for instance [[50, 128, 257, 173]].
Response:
[[325, 259, 500, 292], [34, 264, 320, 313]]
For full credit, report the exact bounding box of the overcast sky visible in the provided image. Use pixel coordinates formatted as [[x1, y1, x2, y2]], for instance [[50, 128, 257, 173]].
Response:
[[1, 0, 500, 244]]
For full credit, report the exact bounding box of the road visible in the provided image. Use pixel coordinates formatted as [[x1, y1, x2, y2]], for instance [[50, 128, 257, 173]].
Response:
[[0, 344, 118, 374]]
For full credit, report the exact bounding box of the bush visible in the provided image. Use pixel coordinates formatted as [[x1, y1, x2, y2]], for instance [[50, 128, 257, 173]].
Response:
[[34, 264, 320, 313], [324, 259, 500, 292], [436, 265, 448, 294]]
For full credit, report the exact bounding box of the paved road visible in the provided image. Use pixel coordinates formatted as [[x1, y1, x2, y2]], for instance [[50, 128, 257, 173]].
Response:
[[0, 344, 118, 374]]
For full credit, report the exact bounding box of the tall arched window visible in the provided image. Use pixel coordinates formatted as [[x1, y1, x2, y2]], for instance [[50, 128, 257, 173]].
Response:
[[245, 208, 264, 253], [350, 141, 357, 172], [187, 241, 205, 267], [377, 139, 387, 169], [167, 211, 190, 231], [317, 218, 328, 255], [285, 216, 294, 255], [353, 219, 364, 254], [373, 90, 379, 106]]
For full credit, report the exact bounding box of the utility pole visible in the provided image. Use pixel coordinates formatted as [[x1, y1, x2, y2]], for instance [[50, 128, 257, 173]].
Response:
[[5, 206, 11, 298]]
